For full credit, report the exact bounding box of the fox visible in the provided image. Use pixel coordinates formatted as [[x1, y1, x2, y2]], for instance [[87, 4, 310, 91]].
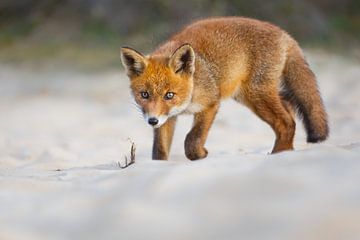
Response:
[[120, 17, 329, 160]]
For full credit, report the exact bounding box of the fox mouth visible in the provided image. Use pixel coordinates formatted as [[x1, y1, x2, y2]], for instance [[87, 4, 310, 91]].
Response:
[[144, 114, 168, 128]]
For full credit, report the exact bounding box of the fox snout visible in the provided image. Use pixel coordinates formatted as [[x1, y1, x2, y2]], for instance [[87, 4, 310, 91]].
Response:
[[148, 117, 158, 126], [144, 114, 168, 128]]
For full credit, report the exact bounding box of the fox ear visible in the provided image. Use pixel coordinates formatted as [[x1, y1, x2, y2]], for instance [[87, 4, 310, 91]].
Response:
[[169, 44, 195, 75], [120, 47, 147, 77]]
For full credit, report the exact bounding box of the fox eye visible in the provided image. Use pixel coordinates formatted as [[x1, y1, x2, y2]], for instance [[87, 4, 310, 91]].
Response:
[[164, 92, 175, 100], [140, 91, 149, 99]]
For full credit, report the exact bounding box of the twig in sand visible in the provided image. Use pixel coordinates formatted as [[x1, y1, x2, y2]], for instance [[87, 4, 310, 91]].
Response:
[[118, 139, 136, 169]]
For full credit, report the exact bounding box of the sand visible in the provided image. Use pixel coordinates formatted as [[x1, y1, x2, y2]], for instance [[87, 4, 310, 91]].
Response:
[[0, 52, 359, 240]]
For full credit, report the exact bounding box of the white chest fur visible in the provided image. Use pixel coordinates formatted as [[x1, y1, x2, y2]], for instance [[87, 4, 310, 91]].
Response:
[[184, 103, 204, 114]]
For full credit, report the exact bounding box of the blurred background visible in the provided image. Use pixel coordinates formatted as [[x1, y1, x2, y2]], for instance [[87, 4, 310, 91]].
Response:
[[1, 2, 360, 240], [0, 0, 359, 69]]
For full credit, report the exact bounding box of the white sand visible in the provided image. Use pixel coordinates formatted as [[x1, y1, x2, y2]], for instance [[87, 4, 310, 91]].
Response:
[[0, 52, 359, 240]]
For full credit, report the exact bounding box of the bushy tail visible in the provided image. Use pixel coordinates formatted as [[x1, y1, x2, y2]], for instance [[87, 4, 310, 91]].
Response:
[[282, 44, 329, 143]]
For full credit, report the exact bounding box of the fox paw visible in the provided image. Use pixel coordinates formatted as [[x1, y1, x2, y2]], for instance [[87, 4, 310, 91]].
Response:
[[185, 146, 208, 160]]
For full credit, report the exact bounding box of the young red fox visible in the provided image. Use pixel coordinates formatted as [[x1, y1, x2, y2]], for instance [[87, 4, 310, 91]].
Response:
[[120, 17, 329, 160]]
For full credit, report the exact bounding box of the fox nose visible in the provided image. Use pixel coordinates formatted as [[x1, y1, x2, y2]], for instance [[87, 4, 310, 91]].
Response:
[[148, 117, 159, 126]]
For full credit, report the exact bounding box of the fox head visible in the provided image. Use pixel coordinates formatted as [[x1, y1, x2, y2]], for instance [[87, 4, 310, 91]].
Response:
[[120, 44, 195, 128]]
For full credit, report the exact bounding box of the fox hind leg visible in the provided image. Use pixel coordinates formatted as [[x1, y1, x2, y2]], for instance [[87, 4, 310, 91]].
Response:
[[237, 85, 296, 153], [280, 94, 296, 120]]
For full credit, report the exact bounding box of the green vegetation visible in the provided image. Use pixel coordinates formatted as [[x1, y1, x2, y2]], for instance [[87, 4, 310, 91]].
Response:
[[0, 0, 359, 68]]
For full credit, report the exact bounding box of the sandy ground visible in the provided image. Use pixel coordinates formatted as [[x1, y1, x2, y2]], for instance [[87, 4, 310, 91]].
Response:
[[0, 52, 360, 240]]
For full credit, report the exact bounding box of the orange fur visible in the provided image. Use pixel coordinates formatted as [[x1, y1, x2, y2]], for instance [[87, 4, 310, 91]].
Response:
[[121, 17, 329, 160]]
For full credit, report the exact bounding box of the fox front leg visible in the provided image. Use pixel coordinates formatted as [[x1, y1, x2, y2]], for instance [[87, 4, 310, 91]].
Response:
[[152, 117, 177, 160], [185, 103, 219, 160]]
